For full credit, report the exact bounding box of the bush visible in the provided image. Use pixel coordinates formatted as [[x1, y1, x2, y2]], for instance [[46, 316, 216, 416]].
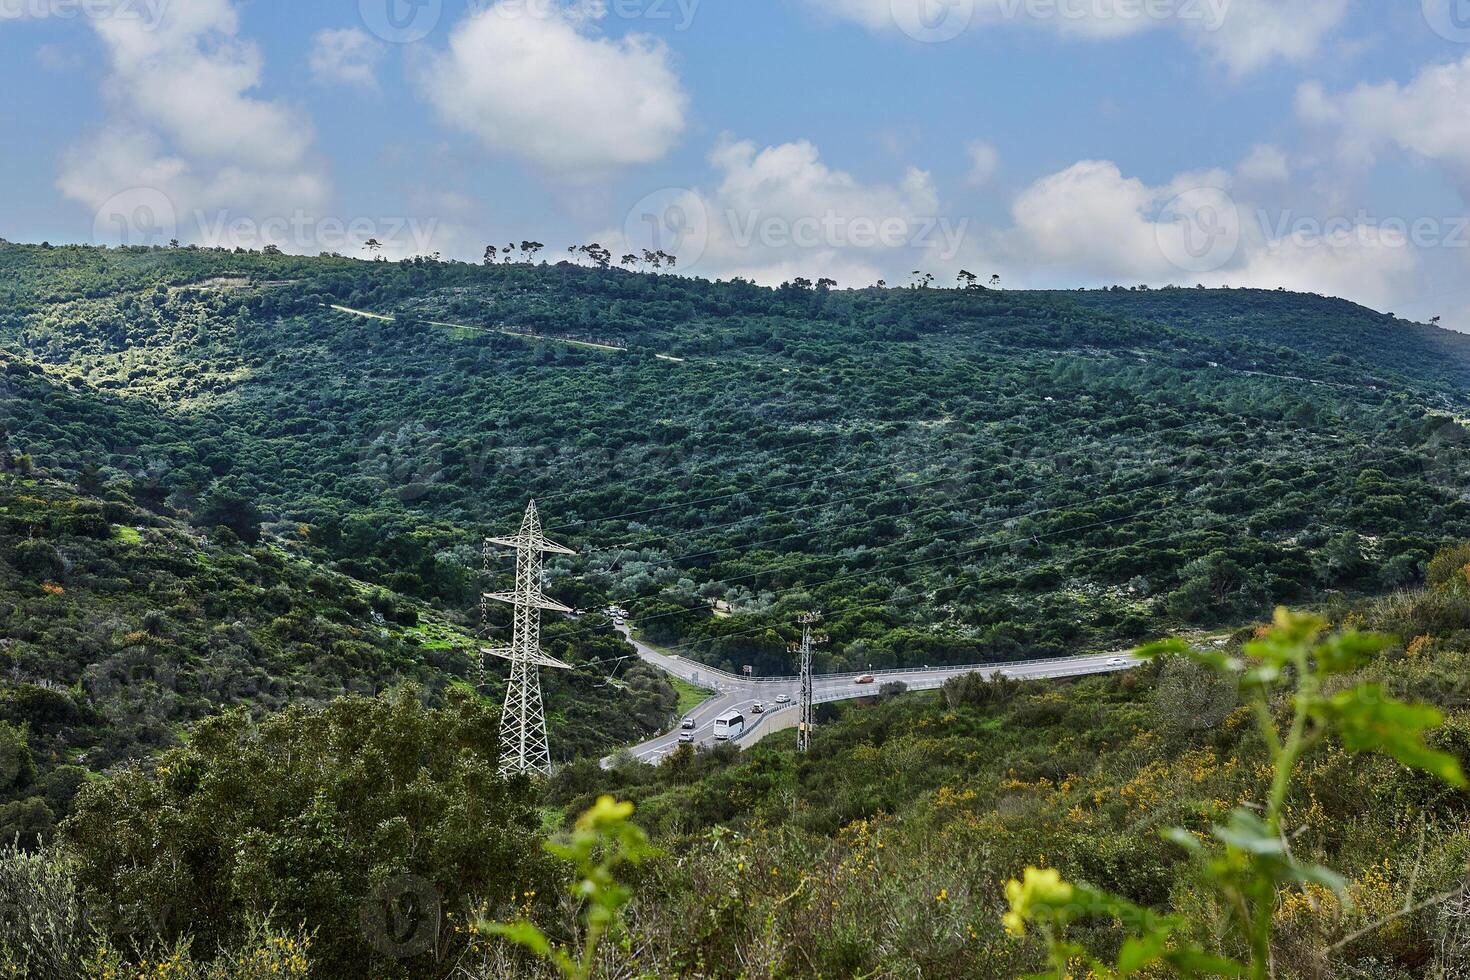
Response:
[[0, 843, 85, 979], [62, 688, 557, 979]]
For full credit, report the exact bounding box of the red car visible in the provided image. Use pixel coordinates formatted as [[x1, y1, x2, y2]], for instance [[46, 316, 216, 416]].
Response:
[[854, 674, 875, 685]]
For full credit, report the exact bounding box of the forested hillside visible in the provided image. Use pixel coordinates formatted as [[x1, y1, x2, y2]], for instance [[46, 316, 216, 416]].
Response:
[[0, 472, 677, 845], [4, 242, 1468, 678]]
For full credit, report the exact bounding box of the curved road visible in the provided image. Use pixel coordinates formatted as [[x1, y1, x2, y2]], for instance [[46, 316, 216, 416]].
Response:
[[610, 626, 1140, 766]]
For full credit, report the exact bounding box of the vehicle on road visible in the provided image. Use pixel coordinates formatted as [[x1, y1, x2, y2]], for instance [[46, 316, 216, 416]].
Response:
[[1107, 657, 1127, 666], [854, 674, 875, 685], [774, 694, 790, 704], [677, 731, 695, 743], [680, 717, 696, 730], [751, 702, 765, 714], [713, 709, 746, 741], [613, 617, 625, 627]]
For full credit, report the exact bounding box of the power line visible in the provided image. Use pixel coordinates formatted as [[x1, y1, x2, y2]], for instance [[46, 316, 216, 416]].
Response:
[[563, 409, 1255, 562], [543, 405, 1202, 533], [550, 428, 1368, 646], [529, 418, 925, 507], [552, 472, 1205, 646], [576, 413, 1268, 570], [595, 467, 1345, 668], [480, 501, 576, 776]]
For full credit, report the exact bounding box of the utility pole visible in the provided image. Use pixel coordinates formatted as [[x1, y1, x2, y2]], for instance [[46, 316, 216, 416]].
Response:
[[481, 501, 575, 777], [791, 612, 826, 753]]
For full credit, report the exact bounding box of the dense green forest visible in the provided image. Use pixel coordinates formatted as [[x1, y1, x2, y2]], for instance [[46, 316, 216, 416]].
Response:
[[4, 242, 1469, 679]]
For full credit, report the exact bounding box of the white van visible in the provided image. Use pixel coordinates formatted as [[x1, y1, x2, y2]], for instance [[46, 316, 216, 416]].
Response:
[[712, 709, 745, 741]]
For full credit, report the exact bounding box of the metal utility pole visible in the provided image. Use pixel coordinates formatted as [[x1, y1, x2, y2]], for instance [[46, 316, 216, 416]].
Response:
[[792, 612, 825, 753], [481, 501, 575, 777]]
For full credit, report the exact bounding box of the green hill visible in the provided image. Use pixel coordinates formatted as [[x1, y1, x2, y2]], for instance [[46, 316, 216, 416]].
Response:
[[4, 241, 1468, 679], [0, 472, 677, 845]]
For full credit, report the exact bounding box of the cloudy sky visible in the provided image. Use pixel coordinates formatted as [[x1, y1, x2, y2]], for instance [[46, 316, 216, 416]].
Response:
[[4, 0, 1470, 327]]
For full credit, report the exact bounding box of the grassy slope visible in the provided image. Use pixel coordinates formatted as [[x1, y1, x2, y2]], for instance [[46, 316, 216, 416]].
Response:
[[0, 472, 678, 842], [542, 582, 1470, 977]]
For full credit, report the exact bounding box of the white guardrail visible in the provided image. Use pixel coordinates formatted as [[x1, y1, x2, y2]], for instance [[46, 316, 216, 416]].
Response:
[[668, 653, 1135, 688]]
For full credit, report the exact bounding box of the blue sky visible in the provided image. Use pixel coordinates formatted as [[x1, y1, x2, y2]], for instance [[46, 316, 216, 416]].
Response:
[[4, 0, 1470, 327]]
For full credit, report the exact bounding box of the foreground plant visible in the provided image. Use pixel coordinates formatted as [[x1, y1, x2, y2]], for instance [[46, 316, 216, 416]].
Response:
[[1002, 607, 1468, 979], [481, 796, 656, 980]]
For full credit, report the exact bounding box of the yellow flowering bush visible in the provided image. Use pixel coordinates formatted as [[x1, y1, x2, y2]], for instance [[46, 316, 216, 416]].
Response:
[[1002, 609, 1467, 980]]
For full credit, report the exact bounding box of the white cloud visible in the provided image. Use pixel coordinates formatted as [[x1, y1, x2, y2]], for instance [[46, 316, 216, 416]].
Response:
[[806, 0, 1346, 76], [1238, 144, 1290, 183], [415, 2, 688, 179], [1297, 55, 1470, 192], [982, 159, 1422, 314], [310, 27, 384, 89], [1232, 226, 1419, 312], [1008, 160, 1171, 279], [1188, 0, 1347, 78], [965, 141, 1000, 186], [599, 136, 949, 286], [53, 0, 329, 246]]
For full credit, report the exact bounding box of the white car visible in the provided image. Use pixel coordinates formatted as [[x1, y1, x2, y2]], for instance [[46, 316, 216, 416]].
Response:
[[774, 694, 791, 704], [680, 717, 696, 730], [677, 731, 695, 743], [1107, 657, 1127, 666], [751, 702, 766, 714]]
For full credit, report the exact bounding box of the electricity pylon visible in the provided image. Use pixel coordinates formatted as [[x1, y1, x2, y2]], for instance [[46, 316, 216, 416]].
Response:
[[792, 612, 826, 753], [481, 501, 575, 777]]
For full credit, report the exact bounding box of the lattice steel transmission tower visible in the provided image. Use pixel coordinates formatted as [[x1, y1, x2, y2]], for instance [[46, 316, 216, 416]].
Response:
[[481, 501, 575, 777], [792, 612, 825, 753]]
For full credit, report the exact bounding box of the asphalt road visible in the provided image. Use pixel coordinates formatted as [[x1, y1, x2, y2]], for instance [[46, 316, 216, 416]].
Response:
[[609, 625, 1140, 766]]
